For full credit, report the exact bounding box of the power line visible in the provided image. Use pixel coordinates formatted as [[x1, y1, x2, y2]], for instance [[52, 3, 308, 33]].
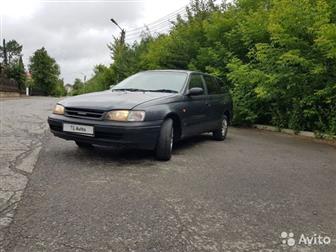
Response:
[[124, 6, 188, 42], [125, 13, 186, 39], [125, 24, 173, 41], [126, 17, 177, 36], [125, 23, 173, 41], [125, 7, 187, 37], [126, 21, 174, 39], [126, 6, 186, 34], [128, 10, 185, 33]]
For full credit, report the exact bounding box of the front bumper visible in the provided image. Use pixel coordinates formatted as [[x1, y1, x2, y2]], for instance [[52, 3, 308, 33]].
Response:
[[48, 114, 162, 150]]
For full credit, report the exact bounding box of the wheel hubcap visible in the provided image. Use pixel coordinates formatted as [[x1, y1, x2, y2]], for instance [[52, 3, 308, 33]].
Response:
[[222, 118, 228, 136]]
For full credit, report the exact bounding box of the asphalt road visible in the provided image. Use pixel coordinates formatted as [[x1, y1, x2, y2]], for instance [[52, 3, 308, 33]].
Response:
[[0, 97, 58, 247], [1, 97, 336, 252]]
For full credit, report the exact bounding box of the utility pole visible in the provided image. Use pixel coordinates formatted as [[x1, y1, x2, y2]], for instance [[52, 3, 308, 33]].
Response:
[[80, 72, 87, 93], [110, 18, 126, 44], [3, 39, 8, 66], [110, 18, 126, 84], [120, 29, 125, 44]]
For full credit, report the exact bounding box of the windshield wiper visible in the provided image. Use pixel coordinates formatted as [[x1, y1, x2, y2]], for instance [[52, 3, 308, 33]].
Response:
[[112, 88, 147, 92], [146, 89, 178, 93], [112, 88, 178, 93]]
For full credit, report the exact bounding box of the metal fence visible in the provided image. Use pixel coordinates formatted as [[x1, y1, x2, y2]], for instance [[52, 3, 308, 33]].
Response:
[[0, 77, 19, 92]]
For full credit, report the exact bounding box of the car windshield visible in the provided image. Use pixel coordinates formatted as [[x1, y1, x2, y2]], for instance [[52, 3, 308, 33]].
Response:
[[112, 71, 188, 93]]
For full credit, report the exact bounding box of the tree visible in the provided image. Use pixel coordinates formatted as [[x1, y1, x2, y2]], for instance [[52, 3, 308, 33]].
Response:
[[0, 39, 26, 89], [108, 37, 137, 82], [0, 39, 8, 66], [52, 78, 67, 97], [8, 56, 26, 90], [76, 0, 336, 134], [71, 78, 84, 95], [29, 47, 60, 95], [0, 40, 23, 65]]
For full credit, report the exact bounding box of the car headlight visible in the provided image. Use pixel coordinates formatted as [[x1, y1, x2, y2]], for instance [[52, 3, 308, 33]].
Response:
[[53, 104, 64, 115], [105, 110, 145, 122], [128, 111, 146, 121]]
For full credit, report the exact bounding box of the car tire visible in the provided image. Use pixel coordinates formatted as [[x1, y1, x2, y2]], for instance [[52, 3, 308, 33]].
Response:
[[155, 118, 173, 161], [75, 141, 93, 148], [212, 115, 228, 141]]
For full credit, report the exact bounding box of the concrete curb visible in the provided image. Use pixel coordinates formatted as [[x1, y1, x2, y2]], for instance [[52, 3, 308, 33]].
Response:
[[252, 124, 335, 141]]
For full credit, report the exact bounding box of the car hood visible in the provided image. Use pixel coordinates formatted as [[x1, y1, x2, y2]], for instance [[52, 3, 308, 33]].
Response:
[[59, 90, 175, 110]]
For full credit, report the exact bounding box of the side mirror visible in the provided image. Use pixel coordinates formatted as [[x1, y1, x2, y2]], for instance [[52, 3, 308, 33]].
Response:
[[187, 87, 204, 96]]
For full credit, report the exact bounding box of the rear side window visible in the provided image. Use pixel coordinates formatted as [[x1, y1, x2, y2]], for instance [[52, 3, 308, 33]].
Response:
[[188, 74, 204, 90], [203, 75, 221, 95]]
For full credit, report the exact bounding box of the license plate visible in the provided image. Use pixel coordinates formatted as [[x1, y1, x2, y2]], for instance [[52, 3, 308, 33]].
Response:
[[63, 123, 94, 136]]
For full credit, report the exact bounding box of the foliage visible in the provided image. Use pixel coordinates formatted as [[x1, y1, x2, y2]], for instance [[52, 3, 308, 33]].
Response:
[[52, 78, 67, 97], [75, 0, 336, 134], [0, 40, 26, 90], [226, 0, 336, 134], [0, 40, 23, 64], [7, 56, 26, 91], [71, 78, 85, 95], [29, 47, 60, 95]]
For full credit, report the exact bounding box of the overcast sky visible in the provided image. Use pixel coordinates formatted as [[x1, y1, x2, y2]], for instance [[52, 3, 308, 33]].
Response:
[[1, 0, 190, 84]]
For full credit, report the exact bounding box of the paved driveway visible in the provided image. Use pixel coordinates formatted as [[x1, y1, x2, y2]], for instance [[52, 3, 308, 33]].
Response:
[[1, 98, 336, 251]]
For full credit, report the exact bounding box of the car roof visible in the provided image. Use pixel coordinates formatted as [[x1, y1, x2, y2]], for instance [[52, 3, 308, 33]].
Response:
[[143, 69, 207, 75]]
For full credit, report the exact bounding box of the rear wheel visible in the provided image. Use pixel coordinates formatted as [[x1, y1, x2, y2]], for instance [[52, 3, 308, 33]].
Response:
[[212, 115, 228, 141], [75, 141, 93, 148], [155, 118, 174, 161]]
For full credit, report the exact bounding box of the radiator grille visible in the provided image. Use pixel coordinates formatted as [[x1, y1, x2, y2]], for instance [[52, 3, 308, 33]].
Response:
[[64, 107, 105, 120]]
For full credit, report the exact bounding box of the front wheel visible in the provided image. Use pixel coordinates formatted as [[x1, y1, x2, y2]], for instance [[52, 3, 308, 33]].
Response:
[[155, 118, 174, 161], [212, 115, 228, 141]]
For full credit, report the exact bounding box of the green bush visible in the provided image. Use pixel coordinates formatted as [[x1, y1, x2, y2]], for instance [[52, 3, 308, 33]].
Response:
[[78, 0, 336, 135]]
